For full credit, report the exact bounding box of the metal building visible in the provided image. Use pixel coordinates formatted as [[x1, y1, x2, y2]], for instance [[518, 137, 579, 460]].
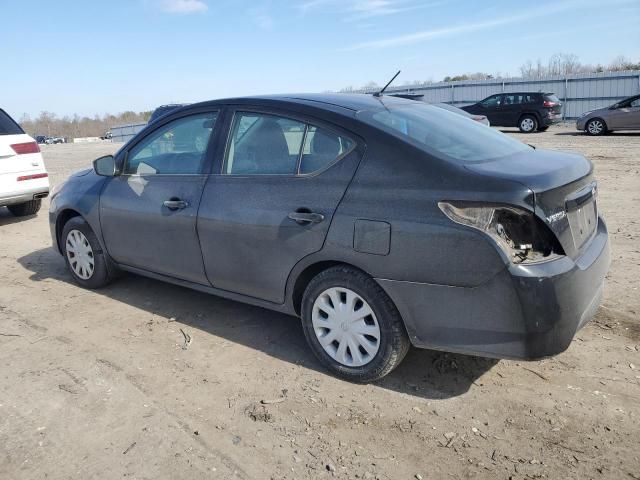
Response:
[[359, 70, 640, 119]]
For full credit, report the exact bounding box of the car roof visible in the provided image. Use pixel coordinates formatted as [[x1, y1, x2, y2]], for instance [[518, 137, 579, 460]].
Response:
[[187, 93, 415, 114]]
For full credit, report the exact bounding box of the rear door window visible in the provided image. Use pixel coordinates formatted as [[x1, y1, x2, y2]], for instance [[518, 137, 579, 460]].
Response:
[[503, 94, 523, 105], [225, 113, 305, 175], [225, 113, 355, 175], [0, 109, 24, 135]]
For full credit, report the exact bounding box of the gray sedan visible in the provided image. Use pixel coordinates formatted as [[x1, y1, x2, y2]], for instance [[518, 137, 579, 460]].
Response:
[[577, 94, 640, 135], [49, 94, 610, 382]]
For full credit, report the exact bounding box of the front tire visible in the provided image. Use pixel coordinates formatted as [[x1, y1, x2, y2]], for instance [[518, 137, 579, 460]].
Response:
[[518, 115, 538, 133], [7, 199, 41, 217], [61, 217, 113, 289], [301, 266, 410, 383], [586, 118, 607, 136]]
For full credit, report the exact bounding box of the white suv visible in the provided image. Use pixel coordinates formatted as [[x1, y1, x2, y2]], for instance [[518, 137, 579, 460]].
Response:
[[0, 109, 49, 216]]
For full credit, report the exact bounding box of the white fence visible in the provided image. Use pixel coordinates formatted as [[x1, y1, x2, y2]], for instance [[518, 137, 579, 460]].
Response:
[[360, 70, 640, 119]]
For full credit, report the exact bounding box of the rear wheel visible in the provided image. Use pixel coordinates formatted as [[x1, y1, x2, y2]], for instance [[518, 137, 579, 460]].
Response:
[[7, 199, 41, 217], [586, 118, 607, 136], [301, 266, 410, 383], [518, 115, 538, 133], [61, 217, 113, 289]]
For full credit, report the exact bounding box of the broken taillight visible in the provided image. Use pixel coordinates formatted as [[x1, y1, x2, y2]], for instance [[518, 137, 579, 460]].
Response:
[[438, 202, 564, 264]]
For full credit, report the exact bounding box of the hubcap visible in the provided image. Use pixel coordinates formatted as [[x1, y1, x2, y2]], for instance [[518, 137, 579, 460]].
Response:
[[521, 118, 535, 132], [66, 229, 95, 280], [311, 287, 381, 367], [588, 120, 603, 134]]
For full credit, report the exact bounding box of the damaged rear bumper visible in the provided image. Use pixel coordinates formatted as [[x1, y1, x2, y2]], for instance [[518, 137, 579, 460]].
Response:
[[376, 217, 610, 360]]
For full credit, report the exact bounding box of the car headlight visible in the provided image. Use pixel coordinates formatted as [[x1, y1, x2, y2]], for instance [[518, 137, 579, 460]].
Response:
[[438, 202, 564, 264]]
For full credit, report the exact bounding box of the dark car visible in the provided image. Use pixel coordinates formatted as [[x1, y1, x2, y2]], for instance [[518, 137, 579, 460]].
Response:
[[576, 94, 640, 135], [35, 135, 47, 144], [463, 92, 562, 133], [49, 94, 609, 382], [148, 104, 189, 124]]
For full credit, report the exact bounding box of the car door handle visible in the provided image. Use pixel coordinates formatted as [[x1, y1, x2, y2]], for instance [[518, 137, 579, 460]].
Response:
[[288, 211, 325, 225], [163, 198, 189, 210]]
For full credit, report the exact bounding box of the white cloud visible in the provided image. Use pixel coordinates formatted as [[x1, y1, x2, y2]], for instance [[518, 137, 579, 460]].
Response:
[[343, 0, 602, 50], [160, 0, 208, 14], [299, 0, 436, 22]]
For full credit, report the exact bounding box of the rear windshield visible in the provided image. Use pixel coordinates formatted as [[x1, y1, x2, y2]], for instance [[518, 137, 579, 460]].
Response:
[[0, 109, 24, 135], [358, 102, 530, 163], [544, 94, 560, 102]]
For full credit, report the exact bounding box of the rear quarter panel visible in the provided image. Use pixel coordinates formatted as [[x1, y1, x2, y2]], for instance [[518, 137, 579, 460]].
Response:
[[301, 130, 534, 289]]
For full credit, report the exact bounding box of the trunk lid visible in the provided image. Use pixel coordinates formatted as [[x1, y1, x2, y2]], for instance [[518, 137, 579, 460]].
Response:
[[465, 148, 597, 258]]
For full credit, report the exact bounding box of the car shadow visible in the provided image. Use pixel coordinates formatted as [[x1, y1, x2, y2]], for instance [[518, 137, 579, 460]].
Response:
[[18, 247, 498, 400], [554, 131, 640, 136], [497, 129, 547, 135], [0, 207, 39, 226]]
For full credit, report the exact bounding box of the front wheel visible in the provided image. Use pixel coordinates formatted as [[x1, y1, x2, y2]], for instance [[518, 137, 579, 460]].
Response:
[[586, 118, 607, 136], [7, 199, 41, 217], [518, 115, 538, 133], [61, 217, 113, 289], [301, 266, 410, 383]]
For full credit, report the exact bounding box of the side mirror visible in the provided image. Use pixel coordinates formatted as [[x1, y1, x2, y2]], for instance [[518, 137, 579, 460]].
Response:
[[93, 155, 116, 177]]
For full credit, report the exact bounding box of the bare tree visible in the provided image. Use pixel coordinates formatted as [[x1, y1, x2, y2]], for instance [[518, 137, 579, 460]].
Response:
[[19, 110, 152, 139]]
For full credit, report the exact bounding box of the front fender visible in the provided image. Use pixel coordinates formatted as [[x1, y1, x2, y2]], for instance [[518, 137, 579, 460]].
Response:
[[49, 172, 108, 254]]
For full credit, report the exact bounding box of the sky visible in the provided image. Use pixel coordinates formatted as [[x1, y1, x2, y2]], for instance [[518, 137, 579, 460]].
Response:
[[2, 0, 639, 118]]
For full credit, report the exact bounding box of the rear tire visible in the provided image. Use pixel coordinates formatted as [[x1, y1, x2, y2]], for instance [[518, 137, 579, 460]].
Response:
[[586, 118, 607, 136], [7, 199, 41, 217], [518, 115, 538, 133], [300, 266, 410, 383], [61, 217, 113, 289]]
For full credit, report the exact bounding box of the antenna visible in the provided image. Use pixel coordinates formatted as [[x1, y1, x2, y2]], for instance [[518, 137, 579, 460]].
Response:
[[373, 70, 401, 97]]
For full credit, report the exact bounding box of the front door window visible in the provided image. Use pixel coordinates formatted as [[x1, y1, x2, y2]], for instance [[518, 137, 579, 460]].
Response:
[[125, 113, 218, 175]]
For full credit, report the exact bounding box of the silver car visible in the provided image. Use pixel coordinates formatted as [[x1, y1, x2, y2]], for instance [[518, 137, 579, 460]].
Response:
[[577, 94, 640, 135]]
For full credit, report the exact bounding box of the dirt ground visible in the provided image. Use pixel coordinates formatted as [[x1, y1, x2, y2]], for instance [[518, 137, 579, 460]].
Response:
[[1, 126, 639, 480]]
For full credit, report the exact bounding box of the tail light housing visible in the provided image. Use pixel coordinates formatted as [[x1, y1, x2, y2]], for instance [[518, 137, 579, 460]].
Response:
[[10, 142, 40, 155], [439, 202, 564, 264], [17, 173, 48, 182], [543, 100, 558, 108]]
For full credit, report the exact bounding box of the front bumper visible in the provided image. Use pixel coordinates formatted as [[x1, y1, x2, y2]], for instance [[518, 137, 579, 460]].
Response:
[[376, 218, 610, 360], [576, 117, 588, 130]]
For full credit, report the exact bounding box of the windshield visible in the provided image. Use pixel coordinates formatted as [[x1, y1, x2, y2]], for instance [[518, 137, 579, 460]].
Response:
[[358, 102, 530, 163]]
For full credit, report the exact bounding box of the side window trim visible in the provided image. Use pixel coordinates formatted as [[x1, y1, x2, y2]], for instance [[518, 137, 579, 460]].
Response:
[[221, 108, 357, 177], [121, 109, 219, 177], [296, 124, 310, 175]]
